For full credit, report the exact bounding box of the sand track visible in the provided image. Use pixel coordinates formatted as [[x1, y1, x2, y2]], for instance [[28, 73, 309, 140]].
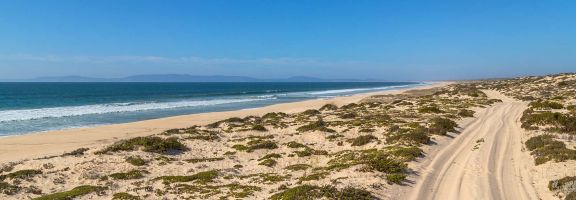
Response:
[[409, 91, 540, 200]]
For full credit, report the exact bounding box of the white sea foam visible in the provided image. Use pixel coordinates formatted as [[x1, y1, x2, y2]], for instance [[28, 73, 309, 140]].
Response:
[[306, 84, 419, 95], [0, 97, 273, 122]]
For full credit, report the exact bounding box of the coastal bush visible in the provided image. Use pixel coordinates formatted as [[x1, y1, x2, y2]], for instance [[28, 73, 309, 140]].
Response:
[[62, 148, 90, 157], [529, 100, 564, 110], [320, 104, 338, 111], [299, 172, 328, 181], [418, 106, 443, 113], [246, 139, 278, 152], [112, 192, 141, 200], [184, 157, 225, 163], [348, 135, 378, 146], [521, 111, 576, 134], [386, 126, 430, 145], [155, 170, 218, 184], [285, 141, 307, 148], [97, 136, 188, 154], [206, 117, 246, 128], [294, 147, 328, 157], [251, 124, 268, 131], [270, 185, 375, 200], [428, 117, 458, 135], [302, 109, 321, 116], [125, 156, 146, 166], [386, 173, 407, 184], [259, 153, 282, 161], [0, 169, 42, 181], [109, 170, 148, 180], [33, 185, 107, 200], [548, 176, 576, 191], [525, 135, 576, 165], [387, 146, 423, 162], [296, 119, 336, 133], [328, 149, 407, 174], [458, 109, 475, 117], [284, 164, 312, 171], [339, 112, 357, 119], [258, 159, 277, 167], [0, 182, 19, 195]]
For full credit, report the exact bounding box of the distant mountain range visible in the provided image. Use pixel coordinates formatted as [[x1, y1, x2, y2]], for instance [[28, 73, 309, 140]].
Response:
[[6, 74, 384, 82]]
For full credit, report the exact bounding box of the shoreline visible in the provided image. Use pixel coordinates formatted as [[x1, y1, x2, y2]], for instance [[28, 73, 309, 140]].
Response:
[[0, 82, 448, 163]]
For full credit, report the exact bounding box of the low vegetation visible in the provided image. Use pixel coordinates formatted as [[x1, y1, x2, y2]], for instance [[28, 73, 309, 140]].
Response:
[[155, 170, 218, 184], [348, 135, 378, 146], [270, 185, 376, 200], [525, 135, 576, 165], [97, 136, 188, 154], [33, 185, 106, 200]]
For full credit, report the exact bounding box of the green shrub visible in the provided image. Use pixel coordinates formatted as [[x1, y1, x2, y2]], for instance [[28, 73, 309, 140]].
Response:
[[299, 172, 328, 181], [418, 106, 443, 113], [155, 170, 218, 184], [525, 135, 576, 165], [284, 164, 312, 171], [97, 136, 188, 154], [529, 100, 564, 109], [386, 126, 430, 145], [328, 149, 407, 174], [232, 144, 248, 151], [548, 176, 576, 191], [112, 192, 141, 200], [62, 148, 90, 157], [428, 117, 458, 135], [521, 111, 576, 134], [259, 153, 282, 161], [320, 104, 338, 111], [259, 159, 277, 167], [246, 140, 278, 152], [387, 146, 423, 161], [458, 109, 475, 117], [296, 119, 336, 133], [348, 135, 378, 146], [285, 141, 307, 148], [386, 173, 407, 184], [339, 112, 357, 119], [0, 169, 42, 180], [302, 109, 321, 115], [0, 182, 19, 195], [251, 124, 268, 131], [270, 185, 375, 200], [33, 185, 106, 200], [125, 156, 146, 166], [184, 157, 225, 163], [109, 170, 148, 180]]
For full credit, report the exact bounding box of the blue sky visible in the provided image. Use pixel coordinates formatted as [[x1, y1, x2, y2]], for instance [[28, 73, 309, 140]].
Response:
[[0, 0, 575, 81]]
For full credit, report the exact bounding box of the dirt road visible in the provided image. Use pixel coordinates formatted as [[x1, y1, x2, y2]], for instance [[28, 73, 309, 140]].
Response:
[[409, 91, 541, 200]]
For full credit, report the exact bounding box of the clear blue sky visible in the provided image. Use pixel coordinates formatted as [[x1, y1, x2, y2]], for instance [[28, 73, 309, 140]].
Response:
[[0, 0, 575, 81]]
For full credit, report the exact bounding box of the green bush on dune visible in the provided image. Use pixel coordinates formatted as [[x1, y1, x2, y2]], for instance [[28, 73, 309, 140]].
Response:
[[33, 185, 106, 200], [270, 185, 376, 200], [96, 136, 188, 154], [529, 100, 564, 110], [525, 135, 576, 165]]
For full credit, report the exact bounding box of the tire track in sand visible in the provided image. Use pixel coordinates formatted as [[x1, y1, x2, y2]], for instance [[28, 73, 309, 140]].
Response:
[[409, 91, 540, 200]]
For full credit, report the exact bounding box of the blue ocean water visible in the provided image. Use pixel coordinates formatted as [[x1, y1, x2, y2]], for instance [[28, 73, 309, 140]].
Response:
[[0, 82, 423, 135]]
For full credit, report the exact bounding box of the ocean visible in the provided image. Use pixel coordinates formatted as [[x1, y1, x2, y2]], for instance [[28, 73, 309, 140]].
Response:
[[0, 82, 423, 136]]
